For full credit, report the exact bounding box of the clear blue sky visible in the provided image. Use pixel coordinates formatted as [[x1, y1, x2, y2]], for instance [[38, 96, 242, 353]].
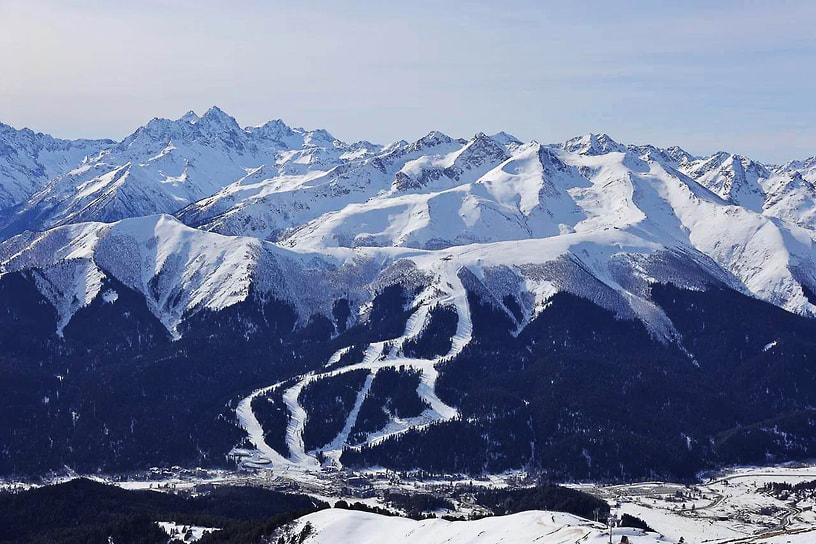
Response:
[[1, 0, 814, 163]]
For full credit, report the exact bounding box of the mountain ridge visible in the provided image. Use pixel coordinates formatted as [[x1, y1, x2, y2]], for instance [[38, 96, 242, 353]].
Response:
[[3, 110, 816, 478], [2, 110, 816, 338]]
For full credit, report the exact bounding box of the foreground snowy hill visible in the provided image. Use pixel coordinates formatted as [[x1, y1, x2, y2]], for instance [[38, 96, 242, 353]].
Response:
[[281, 509, 669, 544]]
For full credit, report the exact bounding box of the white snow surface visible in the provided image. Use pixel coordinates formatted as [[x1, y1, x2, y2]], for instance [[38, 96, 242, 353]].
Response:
[[0, 122, 112, 210], [282, 509, 670, 544]]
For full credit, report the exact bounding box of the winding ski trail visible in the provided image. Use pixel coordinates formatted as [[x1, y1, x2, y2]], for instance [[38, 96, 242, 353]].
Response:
[[233, 265, 473, 471]]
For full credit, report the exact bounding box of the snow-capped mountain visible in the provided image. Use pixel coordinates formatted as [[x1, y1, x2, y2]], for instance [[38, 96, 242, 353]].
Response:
[[681, 152, 770, 211], [1, 111, 816, 337], [0, 107, 358, 238], [0, 213, 388, 337], [4, 110, 816, 479], [0, 122, 112, 210], [676, 151, 816, 231]]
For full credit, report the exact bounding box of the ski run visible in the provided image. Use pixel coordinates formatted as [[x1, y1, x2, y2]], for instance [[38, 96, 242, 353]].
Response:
[[233, 264, 472, 472]]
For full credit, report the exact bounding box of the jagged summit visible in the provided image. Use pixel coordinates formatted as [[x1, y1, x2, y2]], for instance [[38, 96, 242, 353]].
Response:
[[489, 131, 522, 147], [454, 132, 509, 167], [680, 152, 772, 211], [562, 132, 625, 155], [665, 144, 696, 164], [197, 105, 242, 132], [784, 156, 816, 171], [413, 130, 453, 149], [247, 118, 295, 141], [180, 110, 200, 123]]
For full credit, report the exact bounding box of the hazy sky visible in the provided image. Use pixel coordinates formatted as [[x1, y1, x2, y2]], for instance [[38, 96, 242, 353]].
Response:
[[1, 0, 814, 163]]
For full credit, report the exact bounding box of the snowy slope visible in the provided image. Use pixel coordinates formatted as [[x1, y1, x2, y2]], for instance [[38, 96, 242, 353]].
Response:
[[0, 122, 112, 211], [556, 142, 816, 317], [784, 156, 816, 185], [281, 509, 671, 544], [681, 152, 770, 212], [0, 215, 260, 334], [680, 151, 816, 230], [273, 135, 816, 319], [762, 169, 816, 230], [177, 131, 509, 242], [1, 114, 816, 335], [0, 214, 377, 336], [282, 143, 587, 250]]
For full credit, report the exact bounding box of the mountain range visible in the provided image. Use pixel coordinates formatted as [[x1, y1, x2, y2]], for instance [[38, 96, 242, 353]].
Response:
[[2, 108, 816, 480]]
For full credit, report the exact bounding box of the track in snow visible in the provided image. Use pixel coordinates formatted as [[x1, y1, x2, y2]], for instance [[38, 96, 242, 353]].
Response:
[[232, 266, 473, 471]]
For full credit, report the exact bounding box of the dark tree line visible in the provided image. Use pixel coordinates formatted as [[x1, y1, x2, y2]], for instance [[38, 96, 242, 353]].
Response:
[[402, 304, 458, 358], [324, 343, 367, 371], [0, 274, 414, 476], [349, 366, 429, 444], [0, 478, 327, 543], [301, 370, 368, 452], [251, 385, 294, 459], [474, 484, 609, 520]]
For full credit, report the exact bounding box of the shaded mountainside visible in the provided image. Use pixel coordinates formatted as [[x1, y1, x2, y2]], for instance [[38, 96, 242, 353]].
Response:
[[342, 283, 816, 481], [2, 249, 816, 479], [0, 271, 413, 475]]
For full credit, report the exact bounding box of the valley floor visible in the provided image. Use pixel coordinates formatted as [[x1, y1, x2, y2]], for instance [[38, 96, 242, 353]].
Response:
[[4, 463, 816, 543], [574, 464, 816, 543]]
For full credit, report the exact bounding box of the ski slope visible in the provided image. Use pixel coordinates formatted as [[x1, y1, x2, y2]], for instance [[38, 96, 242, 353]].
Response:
[[233, 263, 471, 470]]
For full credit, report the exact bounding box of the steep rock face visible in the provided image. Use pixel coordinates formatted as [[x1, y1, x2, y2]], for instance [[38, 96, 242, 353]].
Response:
[[562, 133, 627, 156], [681, 152, 770, 212]]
